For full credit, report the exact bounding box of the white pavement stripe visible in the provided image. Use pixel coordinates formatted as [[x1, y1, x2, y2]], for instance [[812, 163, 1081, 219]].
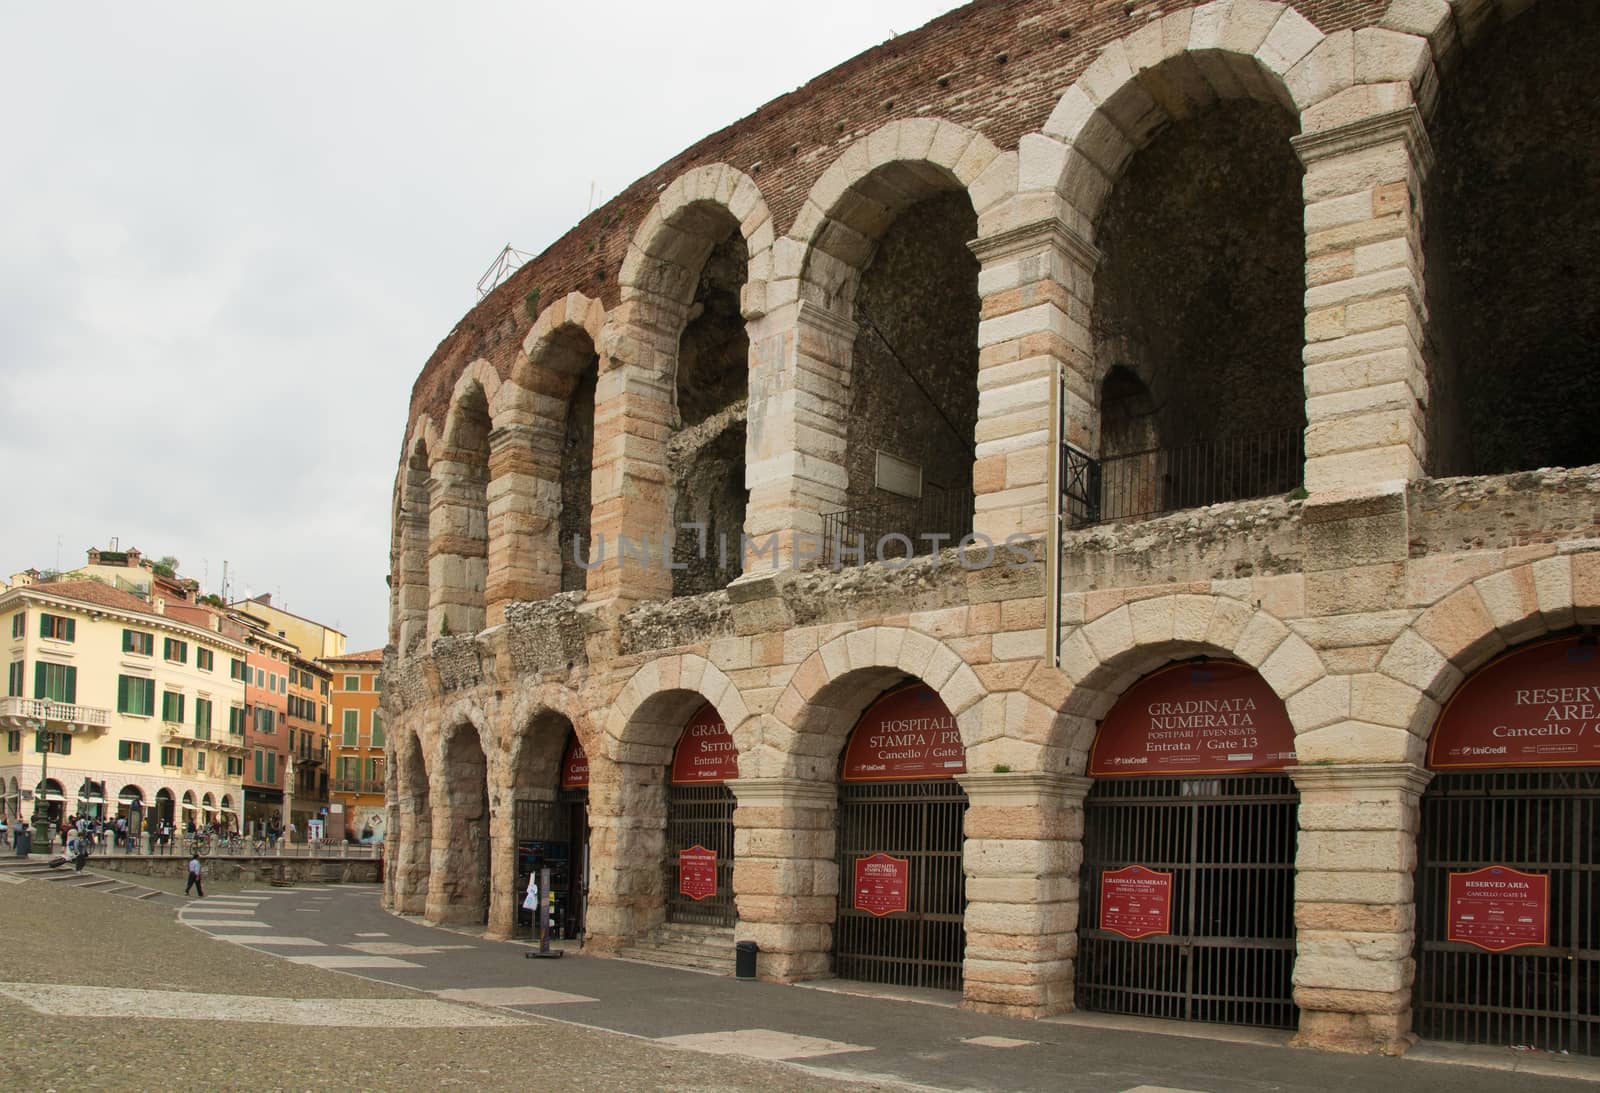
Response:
[[286, 955, 423, 969], [963, 1035, 1036, 1048], [186, 921, 273, 928], [0, 873, 25, 884], [436, 987, 597, 1006], [212, 936, 325, 947], [655, 1029, 873, 1061], [353, 932, 388, 938], [179, 907, 255, 915], [0, 982, 519, 1027]]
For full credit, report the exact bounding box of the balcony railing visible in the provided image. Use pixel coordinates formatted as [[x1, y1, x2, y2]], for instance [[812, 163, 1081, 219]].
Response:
[[820, 488, 974, 568], [1063, 427, 1304, 528], [331, 777, 385, 795], [0, 697, 111, 732]]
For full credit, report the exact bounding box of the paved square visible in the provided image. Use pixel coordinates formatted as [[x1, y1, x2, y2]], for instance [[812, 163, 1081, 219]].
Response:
[[286, 955, 422, 969], [655, 1029, 873, 1060], [436, 986, 599, 1006], [963, 1035, 1036, 1048], [213, 936, 324, 946], [0, 983, 519, 1028]]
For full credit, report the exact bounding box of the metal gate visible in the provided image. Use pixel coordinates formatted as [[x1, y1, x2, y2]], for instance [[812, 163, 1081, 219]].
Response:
[[514, 798, 571, 936], [1078, 774, 1299, 1029], [835, 779, 966, 991], [665, 783, 736, 927], [1416, 770, 1599, 1055]]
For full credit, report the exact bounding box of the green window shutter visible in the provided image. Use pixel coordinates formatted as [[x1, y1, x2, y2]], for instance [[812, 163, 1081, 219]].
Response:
[[122, 630, 132, 652], [65, 618, 74, 642], [39, 615, 49, 638], [144, 680, 155, 717], [59, 734, 70, 756], [117, 675, 129, 712], [33, 662, 44, 700], [64, 666, 76, 705]]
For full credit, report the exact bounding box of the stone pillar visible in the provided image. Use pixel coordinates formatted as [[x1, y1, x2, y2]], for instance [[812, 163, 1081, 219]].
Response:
[[485, 422, 559, 623], [427, 461, 488, 639], [483, 782, 517, 940], [392, 788, 430, 915], [969, 218, 1100, 543], [581, 760, 668, 952], [424, 763, 490, 928], [957, 772, 1088, 1017], [1290, 762, 1431, 1054], [743, 302, 857, 568], [727, 777, 838, 980], [396, 505, 429, 656], [1293, 107, 1433, 493]]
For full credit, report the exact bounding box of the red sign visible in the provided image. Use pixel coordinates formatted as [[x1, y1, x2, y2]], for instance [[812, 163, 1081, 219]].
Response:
[[671, 703, 739, 785], [1099, 865, 1173, 939], [1088, 661, 1296, 777], [560, 735, 589, 790], [1447, 866, 1549, 952], [677, 845, 717, 901], [1430, 636, 1600, 770], [840, 684, 965, 782], [853, 852, 909, 917]]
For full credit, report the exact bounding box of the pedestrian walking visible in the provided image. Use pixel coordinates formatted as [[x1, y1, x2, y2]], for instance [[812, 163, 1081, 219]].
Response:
[[185, 852, 205, 898], [0, 817, 9, 848]]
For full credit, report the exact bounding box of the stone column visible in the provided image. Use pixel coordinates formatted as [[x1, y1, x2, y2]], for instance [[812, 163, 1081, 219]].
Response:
[[427, 462, 488, 638], [424, 763, 490, 928], [396, 505, 429, 656], [485, 422, 559, 623], [392, 787, 430, 915], [483, 782, 517, 940], [957, 772, 1088, 1017], [1290, 762, 1431, 1054], [727, 777, 838, 980], [742, 302, 857, 568], [581, 760, 668, 952], [1293, 107, 1433, 493], [969, 218, 1100, 542]]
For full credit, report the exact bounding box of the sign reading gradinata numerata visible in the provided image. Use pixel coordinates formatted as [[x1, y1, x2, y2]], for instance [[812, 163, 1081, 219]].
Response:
[[1088, 660, 1296, 776], [1429, 636, 1600, 770], [1099, 865, 1173, 940], [840, 684, 965, 782], [853, 852, 909, 917], [677, 845, 718, 901], [560, 737, 589, 790], [670, 703, 739, 785], [1447, 866, 1549, 953]]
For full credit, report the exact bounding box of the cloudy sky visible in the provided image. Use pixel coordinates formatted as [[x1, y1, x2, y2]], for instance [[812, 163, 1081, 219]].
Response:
[[0, 1, 958, 651]]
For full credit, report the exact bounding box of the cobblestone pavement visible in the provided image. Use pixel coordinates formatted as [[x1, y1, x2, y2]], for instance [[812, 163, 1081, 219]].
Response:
[[0, 873, 894, 1092]]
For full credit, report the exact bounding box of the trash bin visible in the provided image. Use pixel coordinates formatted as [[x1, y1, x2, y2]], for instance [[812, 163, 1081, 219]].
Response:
[[735, 940, 758, 980]]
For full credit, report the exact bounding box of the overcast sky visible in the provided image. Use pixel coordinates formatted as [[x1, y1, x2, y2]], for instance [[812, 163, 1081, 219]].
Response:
[[0, 1, 959, 652]]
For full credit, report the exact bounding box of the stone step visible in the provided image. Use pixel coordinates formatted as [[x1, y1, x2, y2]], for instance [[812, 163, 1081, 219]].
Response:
[[76, 878, 116, 889], [616, 945, 732, 974], [132, 889, 162, 900]]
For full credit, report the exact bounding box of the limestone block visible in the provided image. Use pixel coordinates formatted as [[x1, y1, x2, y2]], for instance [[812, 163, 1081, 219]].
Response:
[[1471, 567, 1543, 644], [965, 900, 1077, 937], [1257, 5, 1323, 76], [1083, 605, 1134, 662], [1297, 901, 1413, 933], [1531, 555, 1576, 630], [1128, 596, 1175, 646], [1413, 585, 1502, 667], [1293, 952, 1412, 994], [1286, 674, 1350, 732], [991, 628, 1044, 662], [1298, 829, 1415, 872], [1293, 721, 1419, 764], [1352, 28, 1431, 87], [1573, 551, 1600, 624], [1296, 869, 1411, 905], [1232, 612, 1289, 667], [1286, 30, 1354, 112]]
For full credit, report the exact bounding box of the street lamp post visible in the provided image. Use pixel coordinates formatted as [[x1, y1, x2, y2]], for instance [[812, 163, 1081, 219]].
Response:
[[29, 718, 52, 848]]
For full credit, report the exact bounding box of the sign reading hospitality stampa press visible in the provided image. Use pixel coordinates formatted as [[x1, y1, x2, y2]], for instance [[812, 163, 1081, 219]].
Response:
[[677, 845, 718, 901], [1429, 635, 1600, 770], [840, 684, 965, 781], [1099, 865, 1173, 939], [1089, 660, 1297, 777], [853, 852, 909, 917], [1447, 865, 1549, 953]]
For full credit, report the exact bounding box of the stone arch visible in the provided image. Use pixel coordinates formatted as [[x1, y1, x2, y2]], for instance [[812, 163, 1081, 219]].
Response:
[[769, 625, 989, 782], [426, 708, 492, 925], [1382, 0, 1559, 90], [431, 370, 495, 637], [1055, 593, 1333, 771], [443, 359, 504, 440], [1375, 553, 1599, 759], [391, 725, 432, 914], [395, 418, 437, 656], [513, 291, 609, 389], [603, 653, 753, 765]]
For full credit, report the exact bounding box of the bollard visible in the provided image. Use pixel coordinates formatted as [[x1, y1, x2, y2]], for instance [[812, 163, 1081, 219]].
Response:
[[735, 940, 758, 980]]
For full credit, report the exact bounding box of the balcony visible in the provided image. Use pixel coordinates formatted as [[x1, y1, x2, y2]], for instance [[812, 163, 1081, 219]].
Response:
[[163, 724, 248, 755], [0, 697, 111, 733], [820, 488, 975, 568], [331, 778, 385, 796]]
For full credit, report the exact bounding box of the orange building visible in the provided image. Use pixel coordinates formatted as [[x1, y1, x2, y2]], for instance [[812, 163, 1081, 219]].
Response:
[[324, 649, 384, 843]]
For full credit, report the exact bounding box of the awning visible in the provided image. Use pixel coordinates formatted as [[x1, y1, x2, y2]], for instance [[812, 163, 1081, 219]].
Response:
[[77, 795, 105, 803], [180, 802, 198, 811], [118, 790, 144, 804], [39, 792, 66, 802]]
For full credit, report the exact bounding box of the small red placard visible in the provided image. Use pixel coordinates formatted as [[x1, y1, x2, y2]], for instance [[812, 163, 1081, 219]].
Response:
[[560, 736, 589, 790], [1089, 661, 1296, 777], [840, 684, 966, 782], [678, 845, 717, 901], [1430, 636, 1600, 770], [671, 703, 739, 785], [853, 852, 909, 917], [1447, 865, 1549, 952], [1099, 865, 1173, 939]]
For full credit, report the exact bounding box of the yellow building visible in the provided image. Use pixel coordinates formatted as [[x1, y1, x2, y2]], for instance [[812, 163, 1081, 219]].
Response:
[[323, 649, 384, 842], [232, 594, 347, 660], [0, 580, 248, 832]]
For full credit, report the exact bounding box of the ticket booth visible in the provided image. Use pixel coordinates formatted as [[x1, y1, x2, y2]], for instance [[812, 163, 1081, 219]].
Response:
[[1076, 660, 1299, 1029], [515, 732, 590, 940], [665, 703, 737, 927], [834, 681, 967, 991], [1415, 634, 1599, 1055]]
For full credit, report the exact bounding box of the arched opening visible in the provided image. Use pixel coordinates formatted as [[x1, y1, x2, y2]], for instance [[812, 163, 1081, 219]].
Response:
[[1414, 633, 1599, 1055], [1422, 0, 1600, 476], [6, 776, 18, 824], [670, 210, 749, 597], [833, 183, 979, 561], [34, 778, 66, 825], [431, 723, 490, 925], [218, 792, 236, 833], [1076, 660, 1299, 1029], [398, 438, 431, 655], [665, 703, 738, 927], [1085, 93, 1305, 523], [507, 711, 589, 941], [834, 680, 967, 992], [154, 787, 175, 828], [181, 790, 198, 833], [433, 385, 491, 637], [557, 348, 598, 595]]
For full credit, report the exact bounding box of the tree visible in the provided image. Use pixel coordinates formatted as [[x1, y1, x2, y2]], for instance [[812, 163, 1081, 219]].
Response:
[[198, 593, 225, 608], [151, 556, 180, 578]]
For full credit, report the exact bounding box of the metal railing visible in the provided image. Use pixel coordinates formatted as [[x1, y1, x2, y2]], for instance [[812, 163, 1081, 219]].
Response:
[[1064, 427, 1304, 528], [820, 488, 975, 568], [0, 697, 111, 730]]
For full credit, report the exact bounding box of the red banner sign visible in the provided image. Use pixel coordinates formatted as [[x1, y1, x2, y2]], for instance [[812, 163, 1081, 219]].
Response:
[[1430, 636, 1600, 770], [560, 736, 589, 790], [1089, 661, 1296, 777], [677, 845, 717, 901], [841, 684, 965, 782], [853, 852, 909, 917], [1099, 865, 1173, 939], [671, 703, 739, 785], [1447, 866, 1549, 952]]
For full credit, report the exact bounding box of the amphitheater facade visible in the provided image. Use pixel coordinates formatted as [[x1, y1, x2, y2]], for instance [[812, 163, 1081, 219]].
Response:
[[380, 0, 1600, 1056]]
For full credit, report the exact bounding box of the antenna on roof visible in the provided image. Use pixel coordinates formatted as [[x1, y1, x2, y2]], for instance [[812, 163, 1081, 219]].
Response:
[[476, 244, 536, 300], [586, 180, 597, 215]]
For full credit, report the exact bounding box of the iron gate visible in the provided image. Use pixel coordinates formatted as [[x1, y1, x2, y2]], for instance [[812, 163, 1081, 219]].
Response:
[[514, 799, 571, 935], [835, 779, 966, 991], [1416, 770, 1599, 1055], [1078, 774, 1299, 1029], [665, 783, 736, 927]]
